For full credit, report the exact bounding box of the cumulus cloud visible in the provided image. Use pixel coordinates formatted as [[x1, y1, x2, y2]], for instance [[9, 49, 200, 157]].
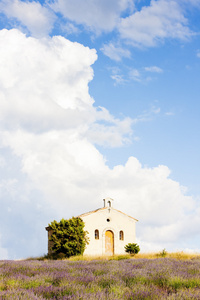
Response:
[[0, 234, 9, 259], [50, 0, 133, 33], [0, 28, 199, 258], [0, 29, 95, 131], [119, 0, 193, 47], [1, 128, 197, 256], [0, 29, 131, 145], [86, 114, 133, 147], [0, 0, 55, 37]]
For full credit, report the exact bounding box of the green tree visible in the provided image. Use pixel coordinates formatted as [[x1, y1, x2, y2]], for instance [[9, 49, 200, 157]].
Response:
[[48, 217, 88, 259], [125, 243, 140, 255]]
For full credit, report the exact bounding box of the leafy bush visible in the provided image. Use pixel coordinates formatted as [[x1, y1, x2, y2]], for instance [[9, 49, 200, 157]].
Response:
[[48, 217, 88, 259], [157, 248, 167, 258], [124, 243, 140, 255]]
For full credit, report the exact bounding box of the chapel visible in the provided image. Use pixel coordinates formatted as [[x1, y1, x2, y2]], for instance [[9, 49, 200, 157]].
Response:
[[78, 198, 138, 256], [46, 197, 138, 256]]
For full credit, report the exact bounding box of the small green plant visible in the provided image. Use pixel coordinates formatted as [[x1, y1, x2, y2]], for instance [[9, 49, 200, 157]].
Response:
[[124, 243, 140, 255], [157, 248, 167, 258]]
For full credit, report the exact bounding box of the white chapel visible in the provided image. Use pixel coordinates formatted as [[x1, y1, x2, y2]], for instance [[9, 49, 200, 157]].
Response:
[[78, 198, 138, 256]]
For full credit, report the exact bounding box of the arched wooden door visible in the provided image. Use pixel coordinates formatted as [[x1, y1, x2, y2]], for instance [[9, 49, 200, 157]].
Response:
[[105, 230, 114, 255]]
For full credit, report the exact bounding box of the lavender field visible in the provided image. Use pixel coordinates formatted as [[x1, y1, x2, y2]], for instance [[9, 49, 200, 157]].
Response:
[[1, 257, 200, 299]]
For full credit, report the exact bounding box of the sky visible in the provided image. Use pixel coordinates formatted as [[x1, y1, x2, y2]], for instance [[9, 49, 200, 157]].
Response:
[[0, 0, 200, 259]]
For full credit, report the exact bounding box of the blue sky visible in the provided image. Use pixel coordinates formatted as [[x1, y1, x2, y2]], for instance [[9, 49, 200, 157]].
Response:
[[0, 0, 200, 259]]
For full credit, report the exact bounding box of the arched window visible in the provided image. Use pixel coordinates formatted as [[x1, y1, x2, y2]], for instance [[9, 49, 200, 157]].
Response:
[[119, 230, 124, 241], [108, 201, 111, 207], [95, 229, 99, 240]]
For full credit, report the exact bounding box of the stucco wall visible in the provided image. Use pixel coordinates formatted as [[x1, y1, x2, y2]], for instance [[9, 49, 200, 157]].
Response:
[[80, 207, 136, 256], [46, 228, 54, 255]]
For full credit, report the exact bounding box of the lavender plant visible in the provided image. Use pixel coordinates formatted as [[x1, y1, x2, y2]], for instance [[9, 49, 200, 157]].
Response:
[[0, 257, 200, 299]]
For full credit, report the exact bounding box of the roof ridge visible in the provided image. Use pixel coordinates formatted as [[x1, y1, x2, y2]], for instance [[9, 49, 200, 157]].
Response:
[[77, 207, 138, 221]]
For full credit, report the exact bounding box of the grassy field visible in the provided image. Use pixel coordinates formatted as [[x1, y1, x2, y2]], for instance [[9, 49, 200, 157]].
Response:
[[1, 253, 200, 299]]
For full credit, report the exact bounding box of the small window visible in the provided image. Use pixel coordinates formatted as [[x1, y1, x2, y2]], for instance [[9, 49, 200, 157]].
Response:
[[95, 229, 99, 240], [119, 230, 124, 241], [106, 218, 110, 222], [108, 201, 111, 207]]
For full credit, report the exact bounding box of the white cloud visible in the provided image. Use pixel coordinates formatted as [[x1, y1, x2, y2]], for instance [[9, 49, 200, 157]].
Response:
[[0, 29, 97, 131], [111, 74, 126, 85], [0, 235, 8, 259], [129, 68, 141, 81], [86, 114, 133, 147], [0, 155, 6, 167], [2, 128, 197, 254], [109, 66, 127, 85], [145, 66, 163, 73], [111, 66, 163, 85], [119, 0, 193, 47], [0, 28, 199, 258], [182, 0, 200, 8], [101, 43, 131, 61], [60, 22, 80, 35], [50, 0, 133, 33], [0, 29, 133, 146], [165, 111, 175, 116], [0, 0, 55, 37]]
